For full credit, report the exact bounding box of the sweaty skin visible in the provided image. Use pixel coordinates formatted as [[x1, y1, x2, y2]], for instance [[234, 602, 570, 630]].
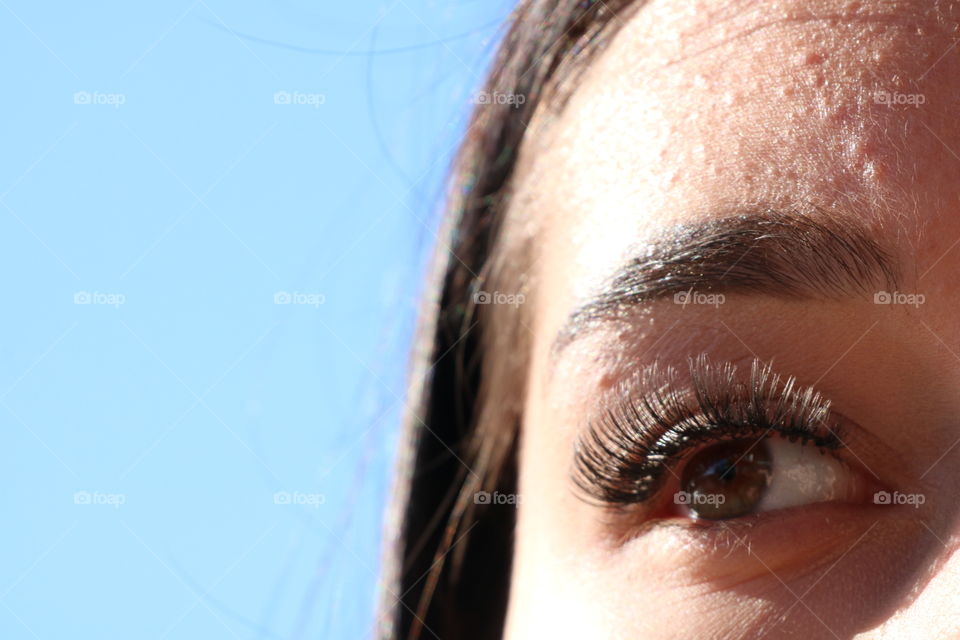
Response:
[[503, 1, 960, 638]]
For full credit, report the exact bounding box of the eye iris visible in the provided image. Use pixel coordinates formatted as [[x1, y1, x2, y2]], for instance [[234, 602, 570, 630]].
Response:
[[680, 438, 773, 520]]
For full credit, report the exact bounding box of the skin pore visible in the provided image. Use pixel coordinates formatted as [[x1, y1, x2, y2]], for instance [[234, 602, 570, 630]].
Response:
[[500, 1, 960, 638]]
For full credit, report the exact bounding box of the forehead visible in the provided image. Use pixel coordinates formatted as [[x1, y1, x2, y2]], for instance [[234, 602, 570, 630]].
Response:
[[511, 0, 960, 305]]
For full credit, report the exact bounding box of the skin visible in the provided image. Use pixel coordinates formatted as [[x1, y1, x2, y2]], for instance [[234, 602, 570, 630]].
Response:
[[501, 1, 960, 638]]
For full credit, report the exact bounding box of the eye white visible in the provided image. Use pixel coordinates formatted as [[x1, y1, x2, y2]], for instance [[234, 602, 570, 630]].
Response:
[[755, 438, 855, 512]]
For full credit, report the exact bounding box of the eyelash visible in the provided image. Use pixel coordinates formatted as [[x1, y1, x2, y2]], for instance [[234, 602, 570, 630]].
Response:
[[572, 355, 846, 506]]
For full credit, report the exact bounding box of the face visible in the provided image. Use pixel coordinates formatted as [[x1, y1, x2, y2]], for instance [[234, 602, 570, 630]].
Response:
[[503, 1, 960, 637]]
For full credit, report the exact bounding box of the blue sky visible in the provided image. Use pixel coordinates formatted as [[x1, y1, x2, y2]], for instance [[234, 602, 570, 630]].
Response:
[[0, 1, 510, 637]]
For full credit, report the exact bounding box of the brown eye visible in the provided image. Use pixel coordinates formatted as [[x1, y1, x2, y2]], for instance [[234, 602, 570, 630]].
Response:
[[678, 438, 773, 520]]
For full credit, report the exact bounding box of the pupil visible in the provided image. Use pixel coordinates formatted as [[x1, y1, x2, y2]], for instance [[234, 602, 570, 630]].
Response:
[[679, 438, 773, 520], [713, 460, 735, 481]]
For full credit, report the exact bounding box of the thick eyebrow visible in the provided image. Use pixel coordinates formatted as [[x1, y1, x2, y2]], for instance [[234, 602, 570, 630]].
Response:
[[554, 210, 901, 353]]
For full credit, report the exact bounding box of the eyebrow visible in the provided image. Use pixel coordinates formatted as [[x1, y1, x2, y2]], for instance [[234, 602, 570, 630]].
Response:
[[553, 210, 901, 353]]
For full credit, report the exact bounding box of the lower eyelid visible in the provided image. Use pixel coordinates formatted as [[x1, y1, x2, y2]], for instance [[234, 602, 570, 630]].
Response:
[[620, 500, 898, 589]]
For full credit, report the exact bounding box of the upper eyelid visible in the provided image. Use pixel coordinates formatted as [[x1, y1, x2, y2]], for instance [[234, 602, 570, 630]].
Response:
[[572, 356, 845, 505]]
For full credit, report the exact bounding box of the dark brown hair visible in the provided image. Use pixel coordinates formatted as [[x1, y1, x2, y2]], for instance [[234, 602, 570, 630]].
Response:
[[379, 2, 645, 638]]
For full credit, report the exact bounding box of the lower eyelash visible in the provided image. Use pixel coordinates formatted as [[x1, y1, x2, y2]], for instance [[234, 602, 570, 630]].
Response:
[[572, 355, 845, 506]]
